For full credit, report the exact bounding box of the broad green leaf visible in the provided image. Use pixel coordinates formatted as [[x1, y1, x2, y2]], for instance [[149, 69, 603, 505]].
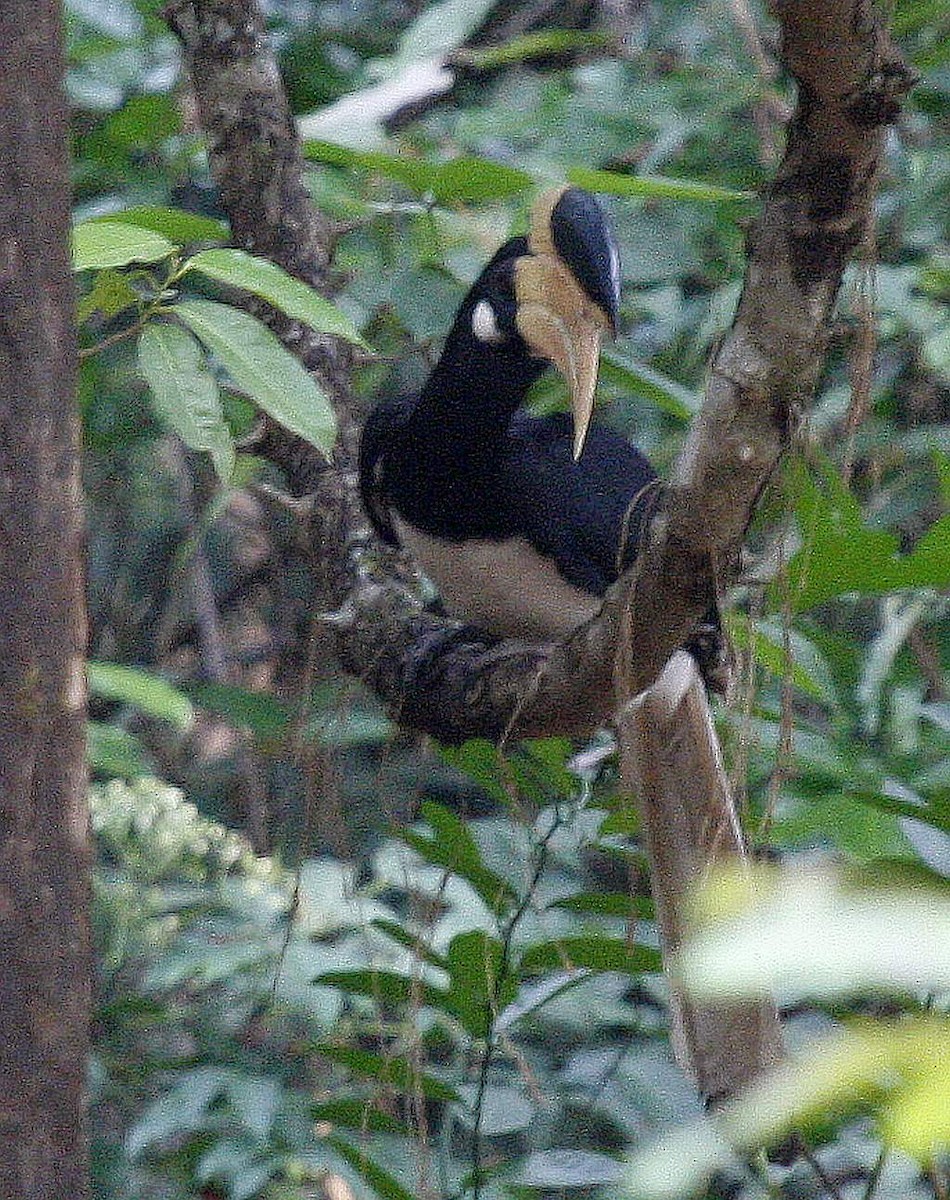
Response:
[[87, 722, 149, 777], [87, 661, 194, 729], [94, 205, 228, 245], [316, 1044, 459, 1102], [185, 682, 289, 738], [73, 220, 176, 271], [310, 1099, 409, 1135], [427, 156, 533, 203], [548, 891, 648, 919], [224, 1074, 280, 1139], [171, 298, 337, 456], [400, 801, 518, 916], [519, 935, 660, 977], [326, 1136, 416, 1200], [599, 349, 698, 420], [185, 249, 368, 347], [785, 459, 950, 611], [304, 140, 532, 203], [77, 268, 140, 323], [126, 1067, 229, 1156], [315, 968, 451, 1015], [444, 930, 517, 1038], [679, 864, 950, 1000], [137, 322, 235, 482], [568, 166, 753, 204]]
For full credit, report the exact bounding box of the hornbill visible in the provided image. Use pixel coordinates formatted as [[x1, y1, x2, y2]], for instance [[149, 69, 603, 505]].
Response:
[[359, 188, 778, 1098], [359, 185, 720, 671]]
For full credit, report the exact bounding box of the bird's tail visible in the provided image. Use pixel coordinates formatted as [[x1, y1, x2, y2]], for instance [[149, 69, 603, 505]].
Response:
[[618, 651, 783, 1103]]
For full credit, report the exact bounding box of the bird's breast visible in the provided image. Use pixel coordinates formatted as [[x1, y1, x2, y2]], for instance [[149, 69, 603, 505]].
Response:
[[395, 518, 599, 643]]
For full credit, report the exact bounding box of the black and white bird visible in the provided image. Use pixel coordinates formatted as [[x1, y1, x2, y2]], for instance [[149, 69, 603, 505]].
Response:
[[358, 185, 683, 647]]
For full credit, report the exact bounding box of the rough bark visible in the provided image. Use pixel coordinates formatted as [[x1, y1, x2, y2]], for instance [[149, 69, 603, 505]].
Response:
[[166, 0, 912, 746], [0, 4, 91, 1197]]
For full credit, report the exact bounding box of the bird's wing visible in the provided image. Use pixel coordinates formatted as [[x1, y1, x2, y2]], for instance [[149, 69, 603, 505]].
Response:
[[502, 412, 660, 596], [358, 395, 416, 547]]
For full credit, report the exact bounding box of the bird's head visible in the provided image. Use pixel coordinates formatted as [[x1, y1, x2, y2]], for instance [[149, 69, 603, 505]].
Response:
[[462, 186, 621, 459]]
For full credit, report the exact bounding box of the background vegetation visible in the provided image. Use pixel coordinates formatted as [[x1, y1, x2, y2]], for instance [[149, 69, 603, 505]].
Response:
[[70, 0, 948, 1197]]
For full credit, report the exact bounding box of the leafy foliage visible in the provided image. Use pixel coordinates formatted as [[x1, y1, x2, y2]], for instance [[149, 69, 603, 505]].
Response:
[[68, 0, 950, 1197]]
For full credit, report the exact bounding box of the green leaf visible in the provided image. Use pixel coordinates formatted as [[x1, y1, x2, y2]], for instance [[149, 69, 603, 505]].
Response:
[[444, 930, 518, 1038], [400, 801, 519, 917], [315, 968, 451, 1015], [304, 141, 532, 203], [599, 348, 699, 420], [311, 1099, 409, 1135], [137, 322, 235, 482], [316, 1044, 459, 1102], [549, 891, 648, 919], [727, 616, 837, 704], [94, 205, 228, 245], [77, 268, 140, 323], [457, 29, 612, 69], [185, 682, 290, 738], [88, 661, 194, 729], [86, 722, 149, 777], [185, 249, 369, 347], [326, 1135, 417, 1200], [785, 459, 950, 611], [519, 936, 660, 976], [568, 166, 754, 204], [72, 220, 176, 271], [171, 298, 337, 456]]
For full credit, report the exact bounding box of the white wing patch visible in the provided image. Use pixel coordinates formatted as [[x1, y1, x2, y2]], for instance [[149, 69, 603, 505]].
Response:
[[471, 299, 504, 344]]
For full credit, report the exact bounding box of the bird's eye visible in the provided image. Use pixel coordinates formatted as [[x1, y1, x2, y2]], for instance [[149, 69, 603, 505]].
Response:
[[471, 298, 505, 344]]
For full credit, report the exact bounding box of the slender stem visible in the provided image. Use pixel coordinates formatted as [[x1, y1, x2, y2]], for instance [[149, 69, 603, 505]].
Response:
[[471, 803, 565, 1200], [799, 1143, 846, 1200], [78, 321, 143, 360], [861, 1147, 887, 1200]]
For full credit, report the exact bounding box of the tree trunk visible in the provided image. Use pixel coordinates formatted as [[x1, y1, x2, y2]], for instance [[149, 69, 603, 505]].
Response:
[[0, 3, 91, 1197]]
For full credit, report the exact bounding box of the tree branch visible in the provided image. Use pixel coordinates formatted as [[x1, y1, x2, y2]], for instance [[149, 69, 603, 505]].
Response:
[[165, 0, 913, 744]]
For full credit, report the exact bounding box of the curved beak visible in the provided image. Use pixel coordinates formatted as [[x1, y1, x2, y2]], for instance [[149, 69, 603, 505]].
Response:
[[514, 187, 621, 459]]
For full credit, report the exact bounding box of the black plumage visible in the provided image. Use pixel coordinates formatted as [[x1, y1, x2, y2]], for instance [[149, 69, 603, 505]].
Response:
[[358, 188, 698, 648]]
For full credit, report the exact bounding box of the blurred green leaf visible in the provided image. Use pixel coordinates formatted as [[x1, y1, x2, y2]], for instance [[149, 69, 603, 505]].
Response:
[[93, 205, 228, 244], [316, 1044, 459, 1102], [77, 268, 140, 323], [785, 459, 950, 611], [600, 348, 698, 420], [326, 1135, 417, 1200], [304, 140, 532, 203], [185, 249, 369, 347], [444, 930, 517, 1037], [400, 801, 519, 917], [568, 166, 753, 204], [73, 220, 176, 270], [680, 863, 950, 1000], [137, 322, 235, 482], [88, 661, 194, 729], [87, 722, 149, 777], [519, 936, 660, 976], [185, 682, 290, 738], [171, 298, 337, 455]]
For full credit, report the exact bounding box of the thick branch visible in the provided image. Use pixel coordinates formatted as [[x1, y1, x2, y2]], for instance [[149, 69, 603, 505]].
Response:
[[166, 0, 913, 743]]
